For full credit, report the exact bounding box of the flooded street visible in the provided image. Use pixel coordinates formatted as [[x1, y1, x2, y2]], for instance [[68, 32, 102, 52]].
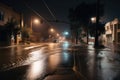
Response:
[[0, 42, 120, 80]]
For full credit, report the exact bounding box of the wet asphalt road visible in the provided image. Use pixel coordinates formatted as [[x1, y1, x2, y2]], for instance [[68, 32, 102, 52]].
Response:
[[0, 42, 120, 80]]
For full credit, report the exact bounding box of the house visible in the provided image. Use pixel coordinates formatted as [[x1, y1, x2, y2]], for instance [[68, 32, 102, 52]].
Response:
[[0, 2, 23, 45], [105, 18, 120, 44], [0, 2, 22, 26]]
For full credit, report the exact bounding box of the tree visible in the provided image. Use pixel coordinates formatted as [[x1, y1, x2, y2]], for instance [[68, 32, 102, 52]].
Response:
[[21, 27, 31, 43], [89, 23, 105, 37], [4, 17, 21, 44], [68, 2, 104, 44], [0, 25, 10, 46]]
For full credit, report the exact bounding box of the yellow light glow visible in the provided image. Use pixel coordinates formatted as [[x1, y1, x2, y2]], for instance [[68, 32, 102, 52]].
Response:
[[48, 43, 55, 49], [50, 28, 54, 32], [57, 33, 59, 36], [26, 49, 46, 80], [33, 19, 40, 24], [49, 54, 60, 69], [26, 60, 45, 80], [91, 17, 96, 23]]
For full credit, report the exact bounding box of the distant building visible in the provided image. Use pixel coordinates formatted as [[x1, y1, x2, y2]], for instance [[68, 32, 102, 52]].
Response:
[[0, 2, 23, 44], [105, 18, 120, 44], [0, 2, 22, 26]]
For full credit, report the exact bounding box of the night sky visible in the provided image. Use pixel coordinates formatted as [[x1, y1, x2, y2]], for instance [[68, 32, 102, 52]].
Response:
[[0, 0, 120, 33]]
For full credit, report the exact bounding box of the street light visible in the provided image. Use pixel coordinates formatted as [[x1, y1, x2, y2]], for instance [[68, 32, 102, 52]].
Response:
[[56, 33, 59, 37], [91, 17, 96, 23], [49, 28, 55, 42], [30, 17, 41, 42], [33, 19, 40, 24], [50, 28, 54, 33], [86, 17, 96, 44], [31, 17, 40, 32], [63, 31, 69, 36]]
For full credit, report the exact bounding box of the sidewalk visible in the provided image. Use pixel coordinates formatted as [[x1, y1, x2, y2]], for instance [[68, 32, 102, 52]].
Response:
[[70, 42, 120, 80], [0, 42, 40, 49], [104, 43, 120, 51], [71, 42, 120, 51]]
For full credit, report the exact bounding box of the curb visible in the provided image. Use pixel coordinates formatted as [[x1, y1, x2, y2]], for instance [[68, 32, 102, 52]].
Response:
[[0, 43, 37, 49]]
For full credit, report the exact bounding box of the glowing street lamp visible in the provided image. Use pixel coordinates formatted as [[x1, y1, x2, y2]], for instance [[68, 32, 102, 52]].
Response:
[[33, 19, 40, 24], [87, 17, 96, 44], [91, 17, 96, 23], [64, 31, 69, 36], [57, 33, 59, 37], [50, 28, 54, 33], [31, 17, 40, 32]]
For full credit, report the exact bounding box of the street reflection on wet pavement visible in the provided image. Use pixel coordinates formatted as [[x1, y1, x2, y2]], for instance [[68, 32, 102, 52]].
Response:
[[73, 44, 120, 80], [0, 43, 120, 80], [0, 45, 29, 70]]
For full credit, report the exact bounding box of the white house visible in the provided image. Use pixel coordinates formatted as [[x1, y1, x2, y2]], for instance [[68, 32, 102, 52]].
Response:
[[105, 18, 120, 44]]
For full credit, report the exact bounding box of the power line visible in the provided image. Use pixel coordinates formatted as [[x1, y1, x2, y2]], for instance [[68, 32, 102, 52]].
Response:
[[41, 0, 57, 20], [22, 1, 70, 26], [23, 1, 52, 26]]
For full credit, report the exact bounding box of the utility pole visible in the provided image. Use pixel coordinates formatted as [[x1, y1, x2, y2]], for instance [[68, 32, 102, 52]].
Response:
[[94, 0, 100, 47]]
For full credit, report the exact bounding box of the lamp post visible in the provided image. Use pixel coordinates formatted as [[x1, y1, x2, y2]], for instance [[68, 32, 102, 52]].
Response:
[[49, 28, 55, 42], [31, 16, 40, 32], [30, 16, 40, 41], [87, 17, 96, 44], [50, 28, 55, 38]]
